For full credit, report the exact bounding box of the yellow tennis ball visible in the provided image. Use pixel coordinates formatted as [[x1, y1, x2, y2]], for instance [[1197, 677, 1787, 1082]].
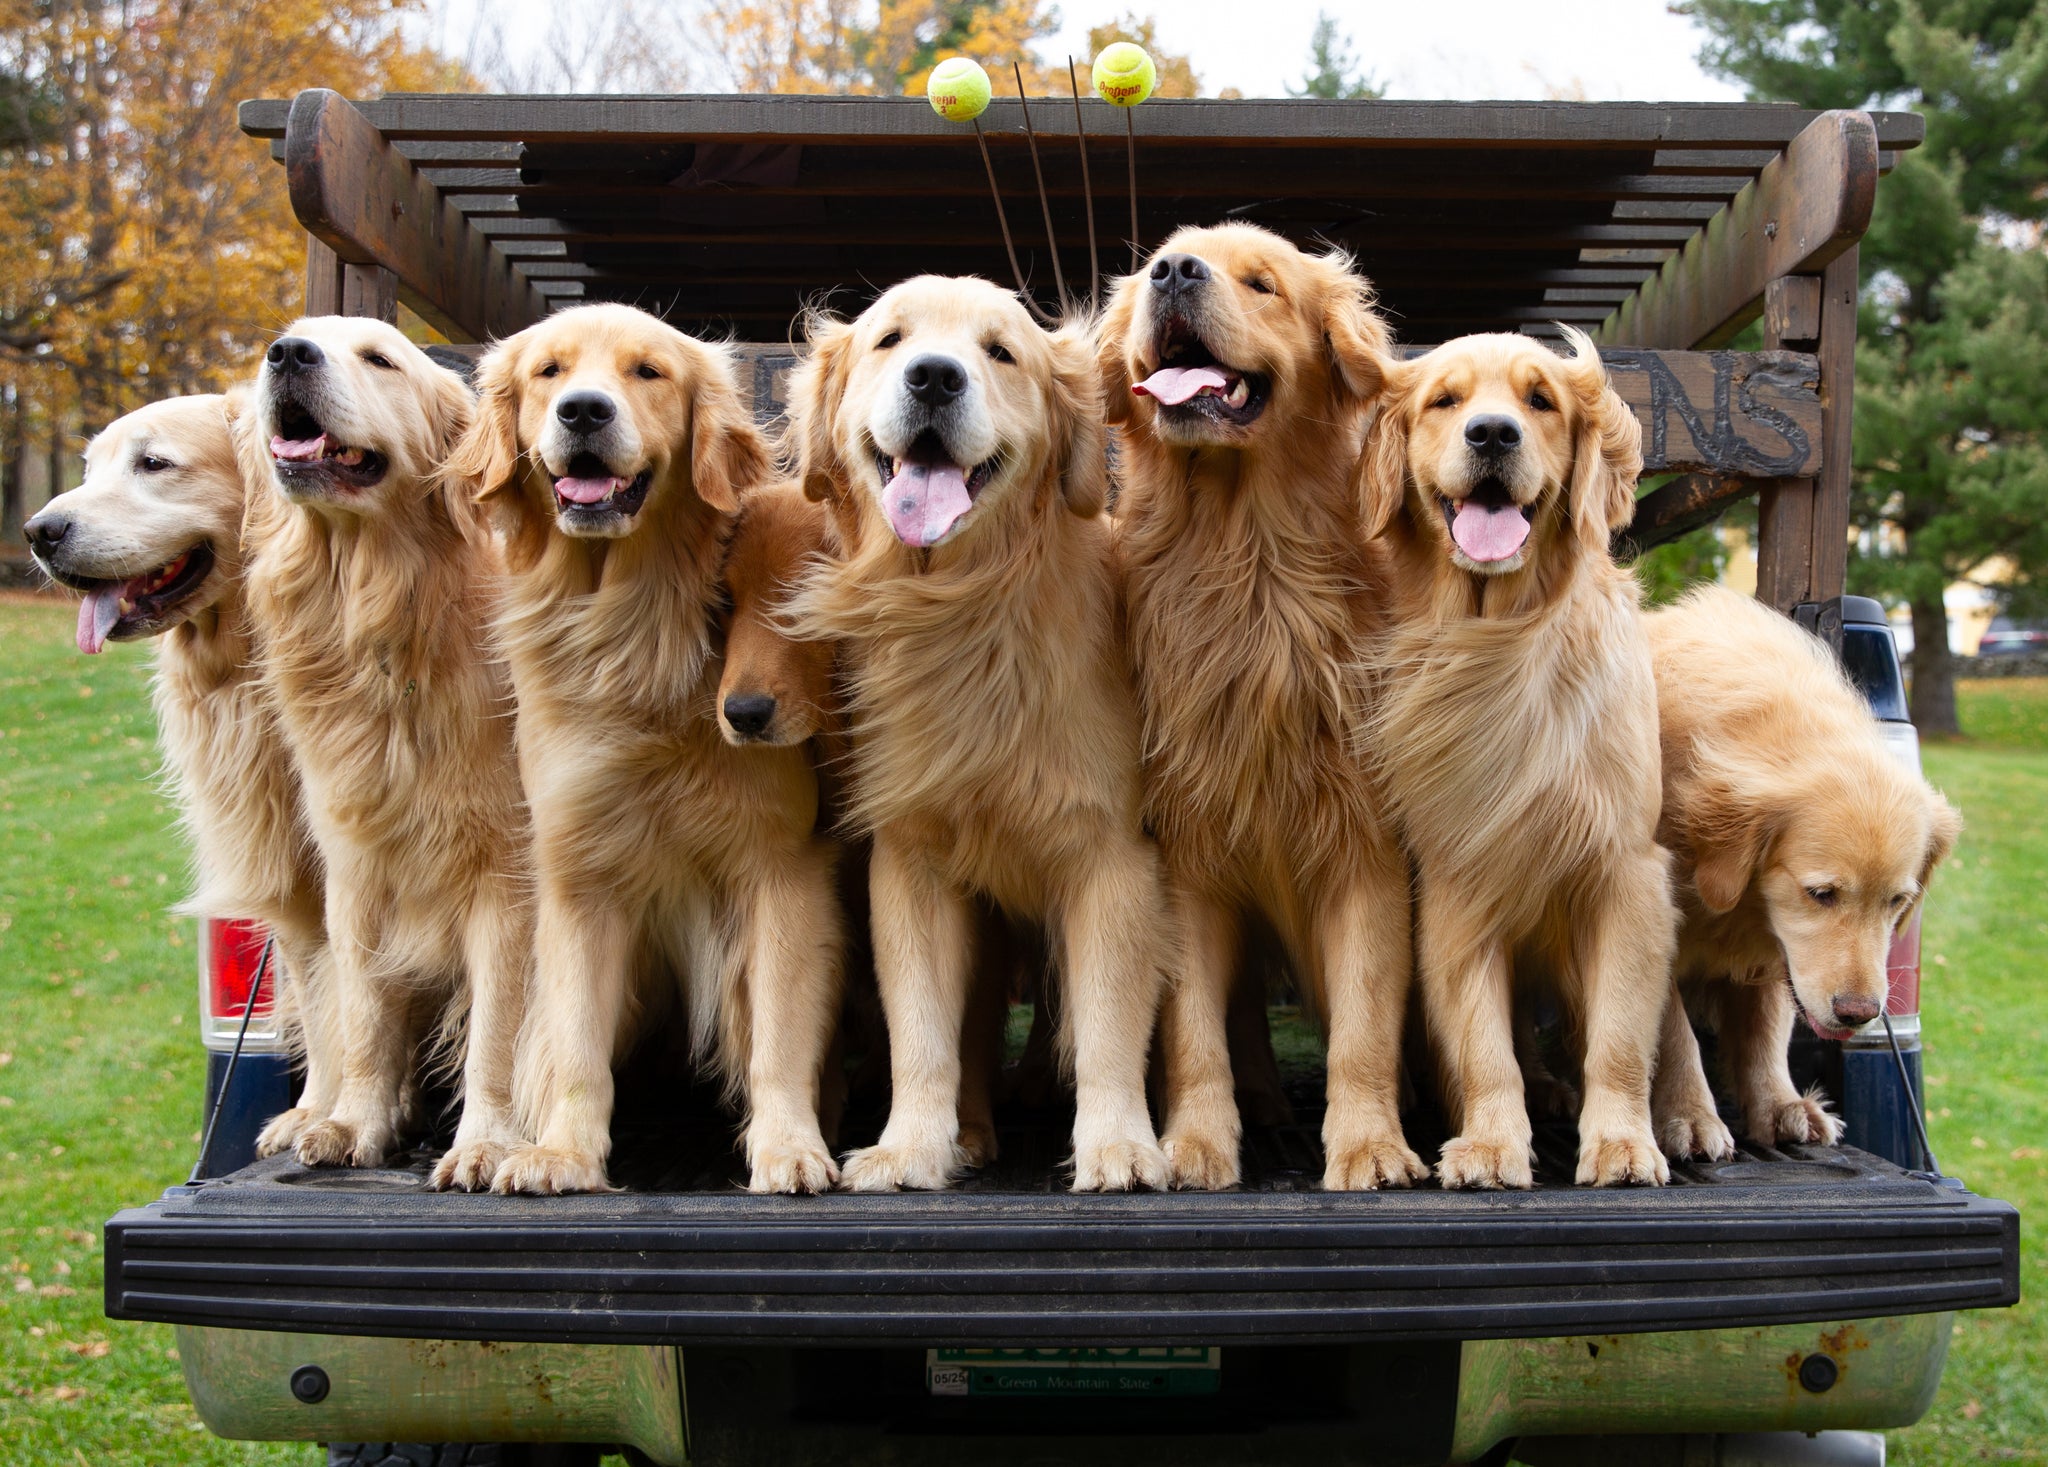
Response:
[[926, 57, 992, 122], [1092, 42, 1156, 107]]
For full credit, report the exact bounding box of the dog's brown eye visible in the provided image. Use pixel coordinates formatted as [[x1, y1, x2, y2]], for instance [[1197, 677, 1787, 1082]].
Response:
[[1529, 389, 1555, 412], [139, 454, 172, 473], [877, 331, 902, 351], [1889, 892, 1912, 908], [1243, 276, 1274, 295], [985, 340, 1014, 364], [362, 351, 395, 370], [635, 363, 663, 381], [538, 362, 560, 379], [1807, 886, 1838, 907], [1429, 394, 1458, 411]]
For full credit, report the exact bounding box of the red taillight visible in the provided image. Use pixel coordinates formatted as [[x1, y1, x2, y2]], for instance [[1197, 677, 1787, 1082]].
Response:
[[1887, 910, 1922, 1016], [198, 917, 283, 1051]]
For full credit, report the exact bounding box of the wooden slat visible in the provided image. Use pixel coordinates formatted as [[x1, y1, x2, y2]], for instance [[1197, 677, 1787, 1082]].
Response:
[[341, 263, 398, 322], [1614, 473, 1752, 558], [1595, 110, 1879, 349], [1764, 275, 1822, 346], [283, 89, 546, 342], [304, 235, 344, 315], [238, 96, 1925, 151], [1808, 246, 1858, 601]]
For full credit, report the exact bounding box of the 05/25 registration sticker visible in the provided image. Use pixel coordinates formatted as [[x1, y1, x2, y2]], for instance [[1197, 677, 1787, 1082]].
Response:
[[926, 1347, 1221, 1397]]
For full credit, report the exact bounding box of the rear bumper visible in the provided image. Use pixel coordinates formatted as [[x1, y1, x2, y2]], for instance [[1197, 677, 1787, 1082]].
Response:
[[173, 1312, 1953, 1466]]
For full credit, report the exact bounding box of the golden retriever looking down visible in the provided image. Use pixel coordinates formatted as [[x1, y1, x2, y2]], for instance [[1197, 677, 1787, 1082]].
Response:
[[1645, 585, 1960, 1156], [241, 316, 531, 1191], [1099, 222, 1419, 1191], [25, 395, 331, 1145], [447, 303, 844, 1196], [787, 274, 1171, 1192], [1360, 328, 1676, 1189]]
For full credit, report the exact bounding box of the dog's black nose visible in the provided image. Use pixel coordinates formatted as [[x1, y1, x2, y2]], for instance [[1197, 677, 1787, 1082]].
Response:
[[24, 510, 69, 556], [1149, 253, 1212, 293], [555, 390, 617, 433], [723, 693, 777, 738], [266, 337, 324, 373], [903, 354, 967, 408], [1464, 414, 1523, 455], [1831, 994, 1881, 1028]]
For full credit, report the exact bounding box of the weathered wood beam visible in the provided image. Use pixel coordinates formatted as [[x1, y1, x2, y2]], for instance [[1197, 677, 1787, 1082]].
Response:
[[238, 96, 1925, 151], [283, 89, 547, 343], [1613, 474, 1752, 558], [304, 237, 344, 316], [1808, 246, 1858, 602], [1594, 110, 1878, 350]]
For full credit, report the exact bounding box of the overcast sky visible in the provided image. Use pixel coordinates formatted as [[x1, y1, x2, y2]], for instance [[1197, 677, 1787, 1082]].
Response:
[[419, 0, 1749, 102]]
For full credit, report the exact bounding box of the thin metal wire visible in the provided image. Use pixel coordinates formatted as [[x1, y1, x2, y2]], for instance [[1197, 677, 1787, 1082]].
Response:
[[972, 118, 1049, 322], [1067, 58, 1100, 312], [1880, 1011, 1945, 1178], [189, 934, 274, 1185], [1013, 63, 1067, 312]]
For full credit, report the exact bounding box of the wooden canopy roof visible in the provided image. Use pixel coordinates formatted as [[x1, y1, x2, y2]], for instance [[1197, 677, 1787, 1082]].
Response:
[[239, 94, 1922, 346]]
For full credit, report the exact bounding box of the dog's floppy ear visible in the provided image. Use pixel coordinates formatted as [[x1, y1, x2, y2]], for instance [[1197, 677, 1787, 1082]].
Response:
[[1559, 325, 1642, 555], [1050, 325, 1109, 518], [788, 313, 855, 504], [1682, 748, 1777, 914], [1093, 277, 1139, 426], [689, 352, 772, 515], [444, 341, 524, 504], [1913, 792, 1963, 907], [1321, 256, 1393, 408], [1353, 360, 1414, 540]]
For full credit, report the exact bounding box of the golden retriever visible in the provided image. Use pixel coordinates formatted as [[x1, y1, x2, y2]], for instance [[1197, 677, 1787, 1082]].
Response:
[[1098, 223, 1419, 1190], [1359, 328, 1675, 1189], [25, 395, 332, 1146], [787, 274, 1170, 1192], [1645, 584, 1961, 1155], [447, 302, 844, 1196], [717, 481, 839, 750], [241, 316, 531, 1191]]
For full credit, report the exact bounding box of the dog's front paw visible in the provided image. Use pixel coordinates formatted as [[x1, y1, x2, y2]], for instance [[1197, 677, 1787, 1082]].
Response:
[[431, 1139, 511, 1192], [1162, 1129, 1240, 1190], [1750, 1089, 1845, 1147], [1437, 1134, 1535, 1190], [294, 1119, 388, 1170], [255, 1107, 317, 1158], [840, 1142, 964, 1193], [749, 1138, 840, 1195], [1073, 1135, 1169, 1192], [490, 1145, 614, 1195], [1577, 1127, 1671, 1187], [1658, 1106, 1737, 1162], [956, 1120, 1000, 1170], [1323, 1131, 1429, 1191]]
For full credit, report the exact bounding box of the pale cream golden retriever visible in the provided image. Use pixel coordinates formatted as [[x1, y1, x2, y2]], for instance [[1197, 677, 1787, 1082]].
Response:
[[1646, 585, 1961, 1156], [1099, 223, 1419, 1191], [241, 316, 531, 1191], [787, 274, 1170, 1192], [25, 395, 332, 1144], [1359, 328, 1675, 1189], [446, 303, 844, 1196]]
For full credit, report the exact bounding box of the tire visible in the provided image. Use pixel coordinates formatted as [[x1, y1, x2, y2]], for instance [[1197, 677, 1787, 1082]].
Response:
[[326, 1446, 605, 1467]]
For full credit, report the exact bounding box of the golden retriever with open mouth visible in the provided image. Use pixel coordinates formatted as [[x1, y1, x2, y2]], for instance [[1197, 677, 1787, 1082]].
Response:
[[787, 275, 1171, 1192], [1645, 585, 1961, 1157], [1359, 328, 1675, 1189], [241, 316, 531, 1191], [446, 303, 843, 1196], [25, 395, 332, 1145], [1098, 222, 1420, 1191]]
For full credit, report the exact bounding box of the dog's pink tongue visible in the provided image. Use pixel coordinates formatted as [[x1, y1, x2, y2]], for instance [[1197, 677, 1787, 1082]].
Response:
[[1133, 366, 1228, 405], [555, 475, 629, 505], [270, 433, 327, 462], [885, 462, 973, 547], [1452, 501, 1532, 563], [76, 588, 121, 655]]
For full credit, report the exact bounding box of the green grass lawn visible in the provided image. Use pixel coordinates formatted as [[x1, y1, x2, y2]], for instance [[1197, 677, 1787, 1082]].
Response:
[[0, 592, 2039, 1464]]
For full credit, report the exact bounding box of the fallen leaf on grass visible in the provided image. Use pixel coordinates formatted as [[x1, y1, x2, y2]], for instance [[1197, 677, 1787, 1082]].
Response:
[[1962, 1400, 1983, 1420], [50, 1385, 84, 1401], [63, 1339, 110, 1358], [2012, 1146, 2042, 1160], [38, 1284, 76, 1297]]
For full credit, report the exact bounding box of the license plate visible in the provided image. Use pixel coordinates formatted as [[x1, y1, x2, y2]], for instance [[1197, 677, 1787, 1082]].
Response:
[[925, 1346, 1221, 1397]]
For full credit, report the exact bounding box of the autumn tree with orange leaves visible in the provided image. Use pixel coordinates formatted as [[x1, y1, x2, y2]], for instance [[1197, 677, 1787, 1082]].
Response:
[[0, 0, 467, 536]]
